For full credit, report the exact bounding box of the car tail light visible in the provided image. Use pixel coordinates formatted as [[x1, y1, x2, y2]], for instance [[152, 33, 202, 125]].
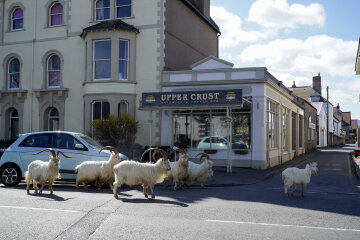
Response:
[[355, 150, 360, 158]]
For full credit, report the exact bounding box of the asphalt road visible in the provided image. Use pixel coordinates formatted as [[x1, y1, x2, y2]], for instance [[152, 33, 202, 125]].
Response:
[[0, 146, 359, 240]]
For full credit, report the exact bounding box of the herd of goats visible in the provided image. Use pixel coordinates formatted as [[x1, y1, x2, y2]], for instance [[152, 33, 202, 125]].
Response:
[[24, 146, 318, 199]]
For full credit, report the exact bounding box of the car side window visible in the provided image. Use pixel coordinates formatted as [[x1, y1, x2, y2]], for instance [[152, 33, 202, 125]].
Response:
[[203, 137, 211, 143], [53, 134, 81, 150], [19, 134, 51, 148]]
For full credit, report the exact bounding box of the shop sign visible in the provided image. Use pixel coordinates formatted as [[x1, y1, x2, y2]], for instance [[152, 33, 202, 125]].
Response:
[[141, 89, 243, 108]]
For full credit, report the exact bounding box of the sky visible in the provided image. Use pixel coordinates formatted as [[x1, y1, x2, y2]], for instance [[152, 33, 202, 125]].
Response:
[[210, 0, 360, 120]]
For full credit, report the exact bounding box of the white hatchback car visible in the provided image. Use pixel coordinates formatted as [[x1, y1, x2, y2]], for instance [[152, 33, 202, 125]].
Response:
[[0, 131, 128, 186]]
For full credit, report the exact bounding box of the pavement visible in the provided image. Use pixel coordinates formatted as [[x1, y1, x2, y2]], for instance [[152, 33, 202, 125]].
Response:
[[205, 146, 360, 187], [205, 151, 318, 187]]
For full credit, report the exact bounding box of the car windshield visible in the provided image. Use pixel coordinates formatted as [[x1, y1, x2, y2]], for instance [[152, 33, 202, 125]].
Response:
[[75, 134, 103, 150]]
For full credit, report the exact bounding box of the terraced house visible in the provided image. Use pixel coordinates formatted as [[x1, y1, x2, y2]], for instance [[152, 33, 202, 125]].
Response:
[[0, 0, 219, 141]]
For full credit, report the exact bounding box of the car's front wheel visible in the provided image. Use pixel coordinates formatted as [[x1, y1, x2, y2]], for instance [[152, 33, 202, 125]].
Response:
[[0, 164, 21, 186]]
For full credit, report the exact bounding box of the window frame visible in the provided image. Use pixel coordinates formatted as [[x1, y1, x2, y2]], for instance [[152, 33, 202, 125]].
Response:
[[118, 39, 129, 80], [7, 57, 20, 90], [49, 2, 63, 27], [93, 39, 112, 81], [48, 107, 60, 131], [46, 54, 61, 89], [118, 100, 129, 117], [11, 7, 23, 31], [94, 0, 110, 21], [91, 101, 110, 122], [267, 100, 279, 149], [116, 0, 132, 19]]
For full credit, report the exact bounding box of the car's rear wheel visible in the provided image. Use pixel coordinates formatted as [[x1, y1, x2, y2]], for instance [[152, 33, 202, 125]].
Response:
[[0, 164, 21, 186]]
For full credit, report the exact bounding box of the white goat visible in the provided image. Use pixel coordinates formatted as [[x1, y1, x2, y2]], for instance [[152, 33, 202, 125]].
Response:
[[25, 148, 71, 194], [75, 146, 123, 190], [282, 162, 318, 197], [162, 148, 189, 190], [184, 153, 214, 188], [113, 148, 171, 199]]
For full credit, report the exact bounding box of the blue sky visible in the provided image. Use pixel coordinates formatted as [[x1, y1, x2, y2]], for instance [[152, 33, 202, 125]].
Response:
[[210, 0, 360, 120]]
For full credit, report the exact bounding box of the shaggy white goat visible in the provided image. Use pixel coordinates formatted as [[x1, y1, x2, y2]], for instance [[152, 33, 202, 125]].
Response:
[[184, 153, 214, 188], [75, 146, 123, 190], [25, 148, 71, 194], [282, 162, 318, 197], [162, 147, 189, 190], [113, 148, 171, 199]]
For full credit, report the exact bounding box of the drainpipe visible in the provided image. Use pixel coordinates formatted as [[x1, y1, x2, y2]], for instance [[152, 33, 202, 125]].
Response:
[[148, 110, 153, 162]]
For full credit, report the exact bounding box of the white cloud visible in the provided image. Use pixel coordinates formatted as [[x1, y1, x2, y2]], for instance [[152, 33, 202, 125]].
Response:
[[239, 35, 357, 78], [247, 0, 325, 29], [210, 6, 274, 48], [329, 89, 358, 106]]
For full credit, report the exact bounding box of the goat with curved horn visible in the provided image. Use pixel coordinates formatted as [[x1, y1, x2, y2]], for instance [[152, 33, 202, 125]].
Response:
[[26, 148, 71, 194]]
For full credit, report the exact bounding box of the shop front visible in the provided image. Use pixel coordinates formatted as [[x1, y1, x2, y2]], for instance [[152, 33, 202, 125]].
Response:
[[139, 57, 305, 170]]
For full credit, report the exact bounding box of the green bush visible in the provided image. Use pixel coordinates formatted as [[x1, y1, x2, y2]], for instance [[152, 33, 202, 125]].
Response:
[[92, 114, 139, 148]]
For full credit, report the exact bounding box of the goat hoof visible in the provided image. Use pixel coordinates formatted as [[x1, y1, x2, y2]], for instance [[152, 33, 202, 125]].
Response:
[[114, 194, 119, 199], [151, 195, 155, 199], [145, 194, 148, 198]]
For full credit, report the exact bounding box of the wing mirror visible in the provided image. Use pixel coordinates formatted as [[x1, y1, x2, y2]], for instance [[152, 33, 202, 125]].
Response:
[[75, 143, 86, 150]]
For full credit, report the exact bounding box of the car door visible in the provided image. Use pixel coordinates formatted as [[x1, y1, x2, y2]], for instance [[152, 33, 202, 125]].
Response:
[[50, 133, 88, 179], [19, 133, 53, 173]]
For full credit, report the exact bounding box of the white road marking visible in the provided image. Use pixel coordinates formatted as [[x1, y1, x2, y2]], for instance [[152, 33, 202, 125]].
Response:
[[0, 205, 80, 213], [206, 220, 360, 232]]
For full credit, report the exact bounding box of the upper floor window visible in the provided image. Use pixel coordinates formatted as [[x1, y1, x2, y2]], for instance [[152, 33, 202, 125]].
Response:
[[95, 0, 110, 21], [47, 54, 61, 88], [116, 0, 131, 18], [8, 58, 20, 90], [11, 7, 23, 31], [93, 40, 111, 80], [49, 2, 63, 26], [92, 101, 110, 121], [119, 40, 129, 80]]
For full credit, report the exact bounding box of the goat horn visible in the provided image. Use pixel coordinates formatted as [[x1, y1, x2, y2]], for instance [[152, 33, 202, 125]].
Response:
[[141, 148, 168, 162], [100, 146, 119, 154], [195, 153, 210, 162], [152, 150, 159, 162], [32, 148, 56, 158], [57, 150, 72, 159]]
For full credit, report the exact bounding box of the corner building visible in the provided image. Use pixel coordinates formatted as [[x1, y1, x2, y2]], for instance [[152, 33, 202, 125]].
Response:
[[0, 0, 219, 143]]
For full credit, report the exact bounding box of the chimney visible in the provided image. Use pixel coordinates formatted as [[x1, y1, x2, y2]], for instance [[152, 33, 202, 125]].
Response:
[[312, 73, 322, 95]]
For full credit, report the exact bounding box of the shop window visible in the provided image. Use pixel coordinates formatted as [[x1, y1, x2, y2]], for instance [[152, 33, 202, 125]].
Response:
[[49, 2, 63, 26], [8, 58, 20, 90], [119, 40, 129, 80], [93, 40, 111, 80], [9, 108, 19, 140], [173, 98, 252, 150], [299, 115, 303, 148], [92, 101, 110, 121], [282, 108, 289, 151], [292, 112, 296, 150], [95, 0, 110, 21], [118, 100, 129, 116], [267, 100, 279, 149], [173, 111, 192, 148], [47, 54, 61, 88], [48, 107, 60, 131], [11, 7, 23, 31], [116, 0, 131, 18]]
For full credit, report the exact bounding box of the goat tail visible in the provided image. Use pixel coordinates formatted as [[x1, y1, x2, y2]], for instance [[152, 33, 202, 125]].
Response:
[[25, 171, 30, 181], [75, 165, 80, 173]]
